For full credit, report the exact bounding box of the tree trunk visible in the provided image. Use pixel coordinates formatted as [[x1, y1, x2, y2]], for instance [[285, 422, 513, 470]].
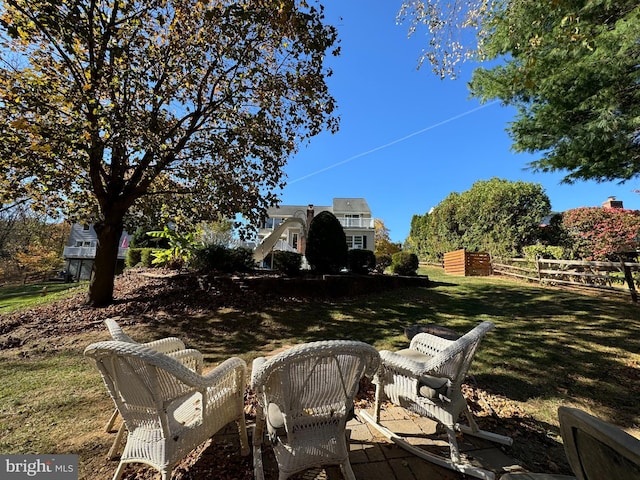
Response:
[[86, 220, 124, 306]]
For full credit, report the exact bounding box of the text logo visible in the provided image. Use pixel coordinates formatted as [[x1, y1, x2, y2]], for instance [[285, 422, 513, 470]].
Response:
[[0, 455, 78, 479]]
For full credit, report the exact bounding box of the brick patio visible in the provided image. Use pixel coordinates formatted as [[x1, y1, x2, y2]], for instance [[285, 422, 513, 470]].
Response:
[[217, 404, 525, 480]]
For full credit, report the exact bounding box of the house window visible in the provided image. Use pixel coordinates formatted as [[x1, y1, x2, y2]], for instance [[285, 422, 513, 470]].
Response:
[[264, 217, 284, 229], [291, 233, 298, 250], [82, 224, 90, 230], [346, 235, 367, 250], [76, 241, 83, 247]]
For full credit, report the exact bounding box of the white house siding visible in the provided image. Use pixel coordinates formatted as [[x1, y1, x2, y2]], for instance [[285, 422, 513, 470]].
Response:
[[255, 198, 375, 264], [63, 224, 131, 281]]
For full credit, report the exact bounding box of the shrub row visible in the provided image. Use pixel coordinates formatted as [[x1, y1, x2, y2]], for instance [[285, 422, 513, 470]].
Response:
[[126, 248, 158, 268], [191, 245, 255, 273]]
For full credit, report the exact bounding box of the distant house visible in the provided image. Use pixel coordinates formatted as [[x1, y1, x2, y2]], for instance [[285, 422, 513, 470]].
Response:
[[602, 196, 624, 209], [254, 198, 375, 264], [63, 224, 131, 281]]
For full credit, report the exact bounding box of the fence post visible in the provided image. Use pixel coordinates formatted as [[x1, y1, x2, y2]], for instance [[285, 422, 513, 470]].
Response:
[[621, 260, 638, 303], [535, 257, 542, 283]]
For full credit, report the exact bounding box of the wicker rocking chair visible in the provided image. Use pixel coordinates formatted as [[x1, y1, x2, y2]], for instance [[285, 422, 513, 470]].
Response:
[[85, 340, 249, 480], [360, 321, 512, 480], [251, 340, 380, 480]]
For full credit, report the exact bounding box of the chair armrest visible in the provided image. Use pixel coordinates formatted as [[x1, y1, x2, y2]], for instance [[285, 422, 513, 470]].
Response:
[[200, 356, 247, 389], [142, 337, 187, 354], [250, 357, 268, 390], [167, 348, 203, 373], [379, 349, 452, 378]]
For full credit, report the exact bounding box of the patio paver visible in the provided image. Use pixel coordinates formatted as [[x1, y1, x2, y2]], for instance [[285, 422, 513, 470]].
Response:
[[211, 405, 523, 480]]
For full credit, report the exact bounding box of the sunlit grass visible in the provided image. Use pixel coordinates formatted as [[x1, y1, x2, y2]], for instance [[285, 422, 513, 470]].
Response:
[[0, 282, 88, 313]]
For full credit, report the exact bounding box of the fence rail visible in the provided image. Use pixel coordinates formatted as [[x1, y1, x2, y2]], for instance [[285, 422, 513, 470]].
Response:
[[493, 257, 639, 302]]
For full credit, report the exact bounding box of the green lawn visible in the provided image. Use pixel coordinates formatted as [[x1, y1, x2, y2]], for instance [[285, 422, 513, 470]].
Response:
[[0, 282, 88, 313], [0, 267, 638, 479]]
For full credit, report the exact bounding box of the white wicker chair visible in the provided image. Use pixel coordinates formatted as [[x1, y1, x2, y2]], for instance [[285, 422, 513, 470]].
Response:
[[501, 406, 640, 480], [103, 318, 203, 459], [85, 340, 249, 480], [360, 321, 512, 480], [251, 340, 380, 480]]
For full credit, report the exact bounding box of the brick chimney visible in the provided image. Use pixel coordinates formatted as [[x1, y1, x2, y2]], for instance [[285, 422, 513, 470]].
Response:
[[602, 196, 623, 209], [306, 204, 315, 226]]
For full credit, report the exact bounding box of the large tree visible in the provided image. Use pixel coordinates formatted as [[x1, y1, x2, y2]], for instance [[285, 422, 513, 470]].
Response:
[[0, 201, 69, 283], [373, 218, 401, 256], [410, 178, 551, 260], [470, 1, 640, 183], [401, 0, 640, 183], [0, 0, 339, 305]]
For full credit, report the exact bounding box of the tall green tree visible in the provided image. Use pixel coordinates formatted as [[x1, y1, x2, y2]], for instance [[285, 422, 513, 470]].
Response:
[[0, 0, 339, 305], [470, 1, 640, 183], [401, 0, 640, 183], [410, 178, 550, 260], [305, 210, 347, 274]]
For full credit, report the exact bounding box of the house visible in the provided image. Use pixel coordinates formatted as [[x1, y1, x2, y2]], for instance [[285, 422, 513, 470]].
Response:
[[254, 198, 375, 264], [62, 224, 131, 281]]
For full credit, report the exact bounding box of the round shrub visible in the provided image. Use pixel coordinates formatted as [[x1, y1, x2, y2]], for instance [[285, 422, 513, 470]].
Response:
[[192, 245, 255, 273], [390, 252, 419, 276], [140, 248, 156, 267], [192, 244, 233, 272], [522, 245, 566, 260], [126, 248, 142, 268], [305, 211, 348, 274], [230, 247, 255, 272], [273, 251, 303, 276], [347, 249, 376, 274], [374, 253, 392, 274], [129, 226, 169, 249]]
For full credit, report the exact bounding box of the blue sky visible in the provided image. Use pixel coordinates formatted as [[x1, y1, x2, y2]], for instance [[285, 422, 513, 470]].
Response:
[[276, 2, 640, 243]]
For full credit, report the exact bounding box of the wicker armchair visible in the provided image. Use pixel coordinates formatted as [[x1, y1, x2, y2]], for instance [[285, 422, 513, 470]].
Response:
[[103, 318, 203, 459], [501, 406, 640, 480], [360, 321, 512, 480], [85, 340, 249, 480], [251, 340, 380, 480]]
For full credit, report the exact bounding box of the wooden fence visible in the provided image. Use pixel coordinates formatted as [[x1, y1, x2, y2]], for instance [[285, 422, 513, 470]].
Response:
[[492, 257, 639, 302], [443, 249, 492, 276]]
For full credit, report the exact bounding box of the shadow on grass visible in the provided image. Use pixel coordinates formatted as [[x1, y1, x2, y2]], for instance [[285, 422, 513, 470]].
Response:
[[122, 271, 639, 433]]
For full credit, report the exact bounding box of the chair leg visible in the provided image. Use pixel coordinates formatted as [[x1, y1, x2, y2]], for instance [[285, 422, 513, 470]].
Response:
[[444, 424, 462, 463], [107, 423, 126, 460], [457, 406, 513, 447], [253, 406, 266, 480], [236, 416, 250, 456], [340, 458, 356, 480], [360, 409, 496, 480], [373, 381, 384, 423], [105, 408, 119, 432], [111, 461, 126, 480]]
